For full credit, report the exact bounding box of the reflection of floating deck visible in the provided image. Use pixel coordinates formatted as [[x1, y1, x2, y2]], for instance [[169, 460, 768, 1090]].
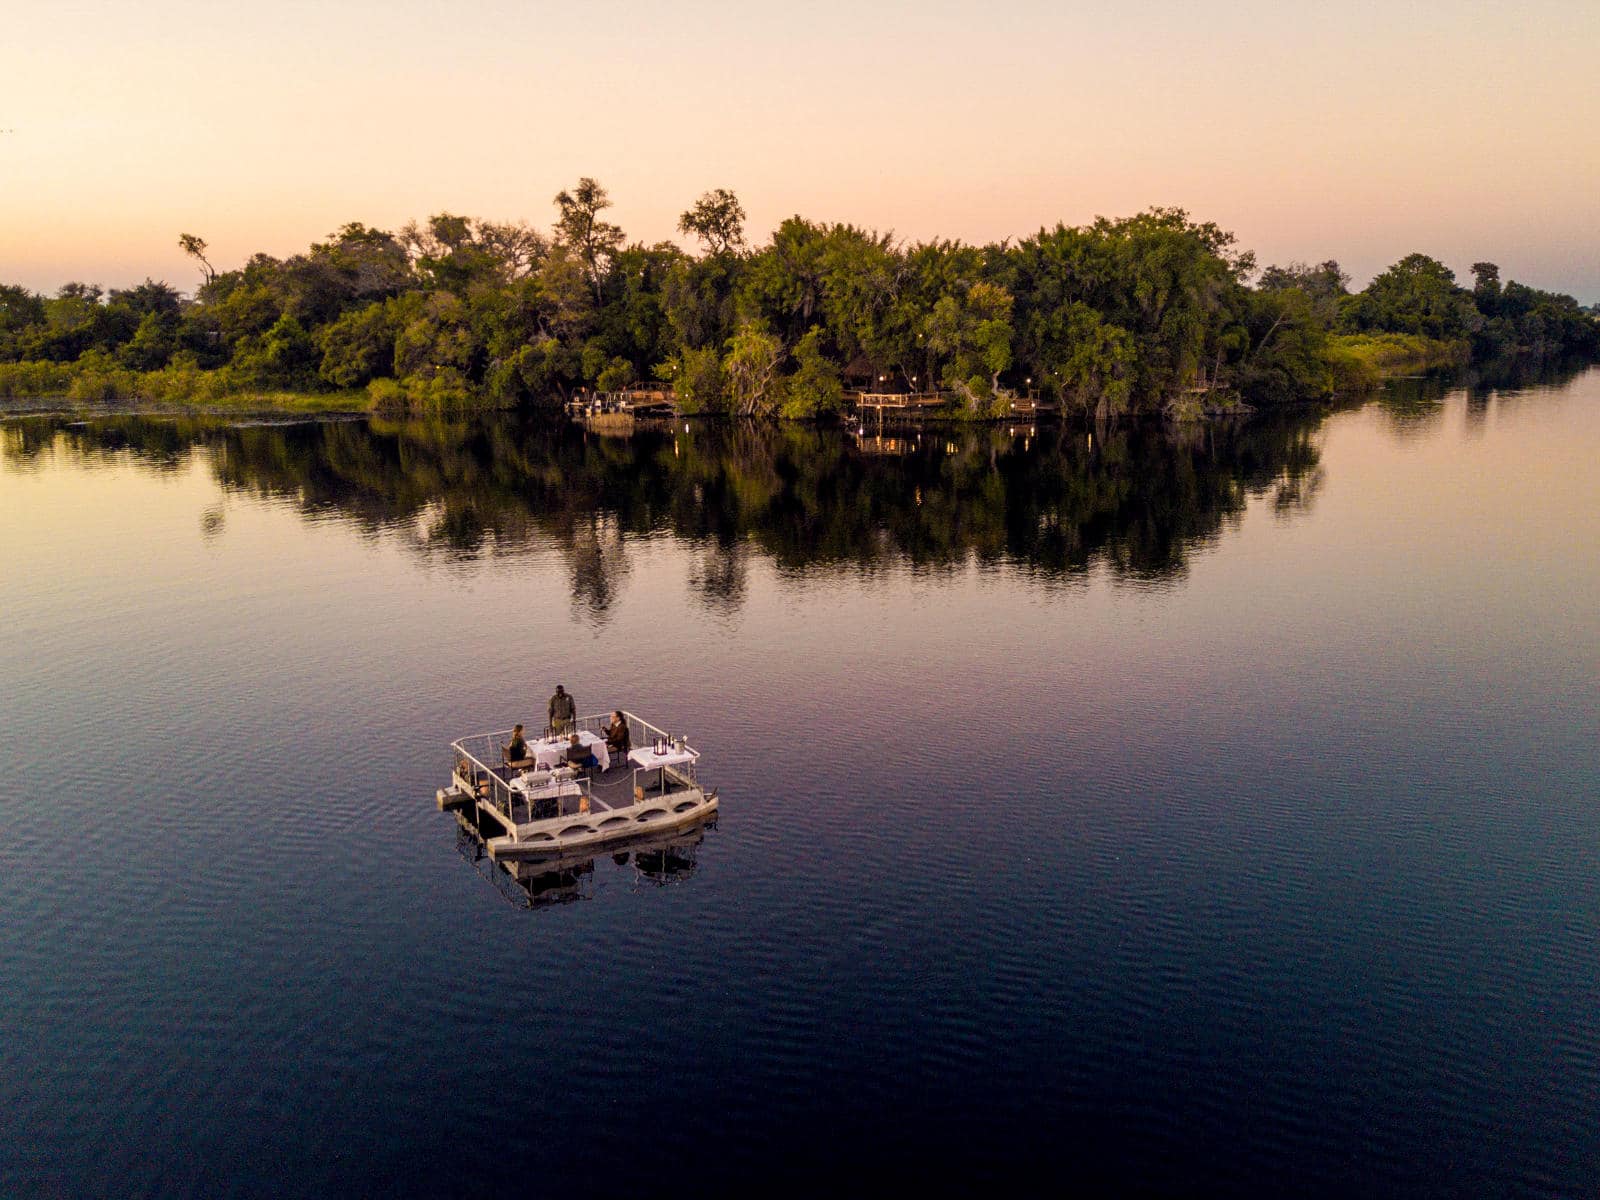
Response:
[[852, 432, 916, 456], [575, 411, 666, 437], [854, 391, 949, 418], [451, 817, 712, 909], [1006, 395, 1058, 417], [438, 711, 717, 863]]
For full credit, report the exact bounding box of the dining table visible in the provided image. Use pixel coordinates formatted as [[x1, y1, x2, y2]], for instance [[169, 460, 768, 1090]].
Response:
[[530, 730, 610, 771], [627, 744, 699, 797]]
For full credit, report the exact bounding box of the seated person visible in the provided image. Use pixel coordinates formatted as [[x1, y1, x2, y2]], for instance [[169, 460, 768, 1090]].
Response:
[[565, 732, 599, 772], [604, 711, 631, 755], [503, 723, 534, 770]]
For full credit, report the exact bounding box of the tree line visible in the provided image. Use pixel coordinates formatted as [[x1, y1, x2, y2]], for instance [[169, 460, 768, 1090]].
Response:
[[1, 181, 1594, 417]]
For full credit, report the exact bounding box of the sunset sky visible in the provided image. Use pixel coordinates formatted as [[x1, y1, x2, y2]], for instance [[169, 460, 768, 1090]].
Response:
[[4, 0, 1597, 300]]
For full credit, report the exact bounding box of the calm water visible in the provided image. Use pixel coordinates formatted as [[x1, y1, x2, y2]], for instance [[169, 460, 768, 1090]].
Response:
[[2, 369, 1597, 1196]]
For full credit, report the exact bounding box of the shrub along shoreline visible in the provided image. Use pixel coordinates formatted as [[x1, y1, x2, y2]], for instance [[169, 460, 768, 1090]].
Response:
[[3, 184, 1594, 419], [0, 332, 1508, 418]]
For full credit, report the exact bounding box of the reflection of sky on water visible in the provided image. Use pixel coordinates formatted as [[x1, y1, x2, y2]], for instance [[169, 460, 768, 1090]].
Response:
[[1, 367, 1598, 1196]]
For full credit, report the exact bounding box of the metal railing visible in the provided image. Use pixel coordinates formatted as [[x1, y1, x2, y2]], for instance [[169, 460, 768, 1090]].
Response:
[[452, 711, 701, 826], [451, 731, 593, 829], [854, 391, 950, 409]]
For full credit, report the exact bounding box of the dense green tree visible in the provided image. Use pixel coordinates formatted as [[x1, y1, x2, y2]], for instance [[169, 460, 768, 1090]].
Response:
[[401, 214, 537, 295], [665, 253, 742, 354], [1258, 259, 1348, 328], [0, 285, 46, 358], [392, 292, 473, 380], [1044, 303, 1137, 419], [108, 278, 182, 320], [316, 301, 399, 387], [591, 242, 685, 382], [926, 280, 1014, 413], [119, 311, 179, 370], [779, 327, 845, 418], [1235, 286, 1332, 405], [232, 313, 318, 389], [1470, 261, 1501, 314], [736, 217, 828, 348], [723, 322, 785, 416], [1342, 253, 1478, 340], [669, 344, 726, 415]]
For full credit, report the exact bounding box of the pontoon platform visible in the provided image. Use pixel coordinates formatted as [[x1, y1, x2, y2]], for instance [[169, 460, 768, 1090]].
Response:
[[438, 710, 717, 862]]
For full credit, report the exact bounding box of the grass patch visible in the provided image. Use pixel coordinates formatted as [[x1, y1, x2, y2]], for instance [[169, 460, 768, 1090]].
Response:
[[0, 359, 505, 415], [1324, 334, 1468, 391]]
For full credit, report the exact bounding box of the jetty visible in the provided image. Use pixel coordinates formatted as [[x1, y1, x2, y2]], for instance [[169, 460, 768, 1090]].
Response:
[[567, 384, 680, 433], [852, 388, 1059, 424]]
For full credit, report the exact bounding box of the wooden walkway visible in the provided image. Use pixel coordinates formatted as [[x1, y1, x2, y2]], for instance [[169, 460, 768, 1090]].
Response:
[[854, 390, 1058, 422], [855, 390, 947, 412]]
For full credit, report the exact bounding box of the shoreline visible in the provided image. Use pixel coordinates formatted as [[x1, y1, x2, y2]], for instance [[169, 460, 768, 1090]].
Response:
[[0, 350, 1582, 425]]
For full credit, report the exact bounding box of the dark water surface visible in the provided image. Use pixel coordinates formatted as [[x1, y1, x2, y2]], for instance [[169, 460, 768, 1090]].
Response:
[[2, 369, 1597, 1196]]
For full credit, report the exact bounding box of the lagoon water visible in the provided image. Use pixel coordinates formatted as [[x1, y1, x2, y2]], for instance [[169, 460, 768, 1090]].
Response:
[[2, 368, 1598, 1196]]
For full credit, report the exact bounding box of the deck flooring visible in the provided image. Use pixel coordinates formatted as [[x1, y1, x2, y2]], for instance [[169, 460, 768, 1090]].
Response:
[[486, 757, 687, 824]]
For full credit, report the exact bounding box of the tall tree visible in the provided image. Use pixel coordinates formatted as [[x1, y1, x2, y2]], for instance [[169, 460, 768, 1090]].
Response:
[[678, 188, 747, 257], [554, 178, 624, 302], [178, 234, 217, 286], [1471, 261, 1501, 316]]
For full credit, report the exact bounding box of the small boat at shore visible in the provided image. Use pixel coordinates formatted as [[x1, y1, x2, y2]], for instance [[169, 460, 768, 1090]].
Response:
[[437, 710, 717, 863]]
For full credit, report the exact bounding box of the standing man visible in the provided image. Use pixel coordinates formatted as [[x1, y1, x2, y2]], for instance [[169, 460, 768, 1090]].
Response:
[[548, 684, 577, 734]]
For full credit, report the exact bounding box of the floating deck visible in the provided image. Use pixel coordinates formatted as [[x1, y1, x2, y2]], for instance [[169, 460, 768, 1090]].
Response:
[[440, 711, 717, 863]]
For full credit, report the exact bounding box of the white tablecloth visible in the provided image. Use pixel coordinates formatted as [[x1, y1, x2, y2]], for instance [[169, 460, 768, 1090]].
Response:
[[628, 746, 699, 771], [531, 730, 609, 771], [508, 775, 584, 802]]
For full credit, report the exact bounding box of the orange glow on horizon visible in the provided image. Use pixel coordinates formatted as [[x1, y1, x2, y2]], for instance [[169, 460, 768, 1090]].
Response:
[[3, 0, 1598, 300]]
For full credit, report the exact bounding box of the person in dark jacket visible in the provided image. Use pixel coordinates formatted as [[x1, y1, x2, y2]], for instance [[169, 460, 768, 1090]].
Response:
[[548, 685, 576, 733], [604, 711, 631, 755]]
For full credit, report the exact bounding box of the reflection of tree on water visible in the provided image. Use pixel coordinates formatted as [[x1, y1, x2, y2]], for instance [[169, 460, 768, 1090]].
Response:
[[566, 515, 631, 621], [1374, 375, 1452, 439], [1374, 356, 1591, 440], [690, 540, 749, 611], [10, 408, 1331, 605]]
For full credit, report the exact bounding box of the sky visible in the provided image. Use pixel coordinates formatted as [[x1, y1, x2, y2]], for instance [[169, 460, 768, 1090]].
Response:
[[2, 0, 1597, 300]]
